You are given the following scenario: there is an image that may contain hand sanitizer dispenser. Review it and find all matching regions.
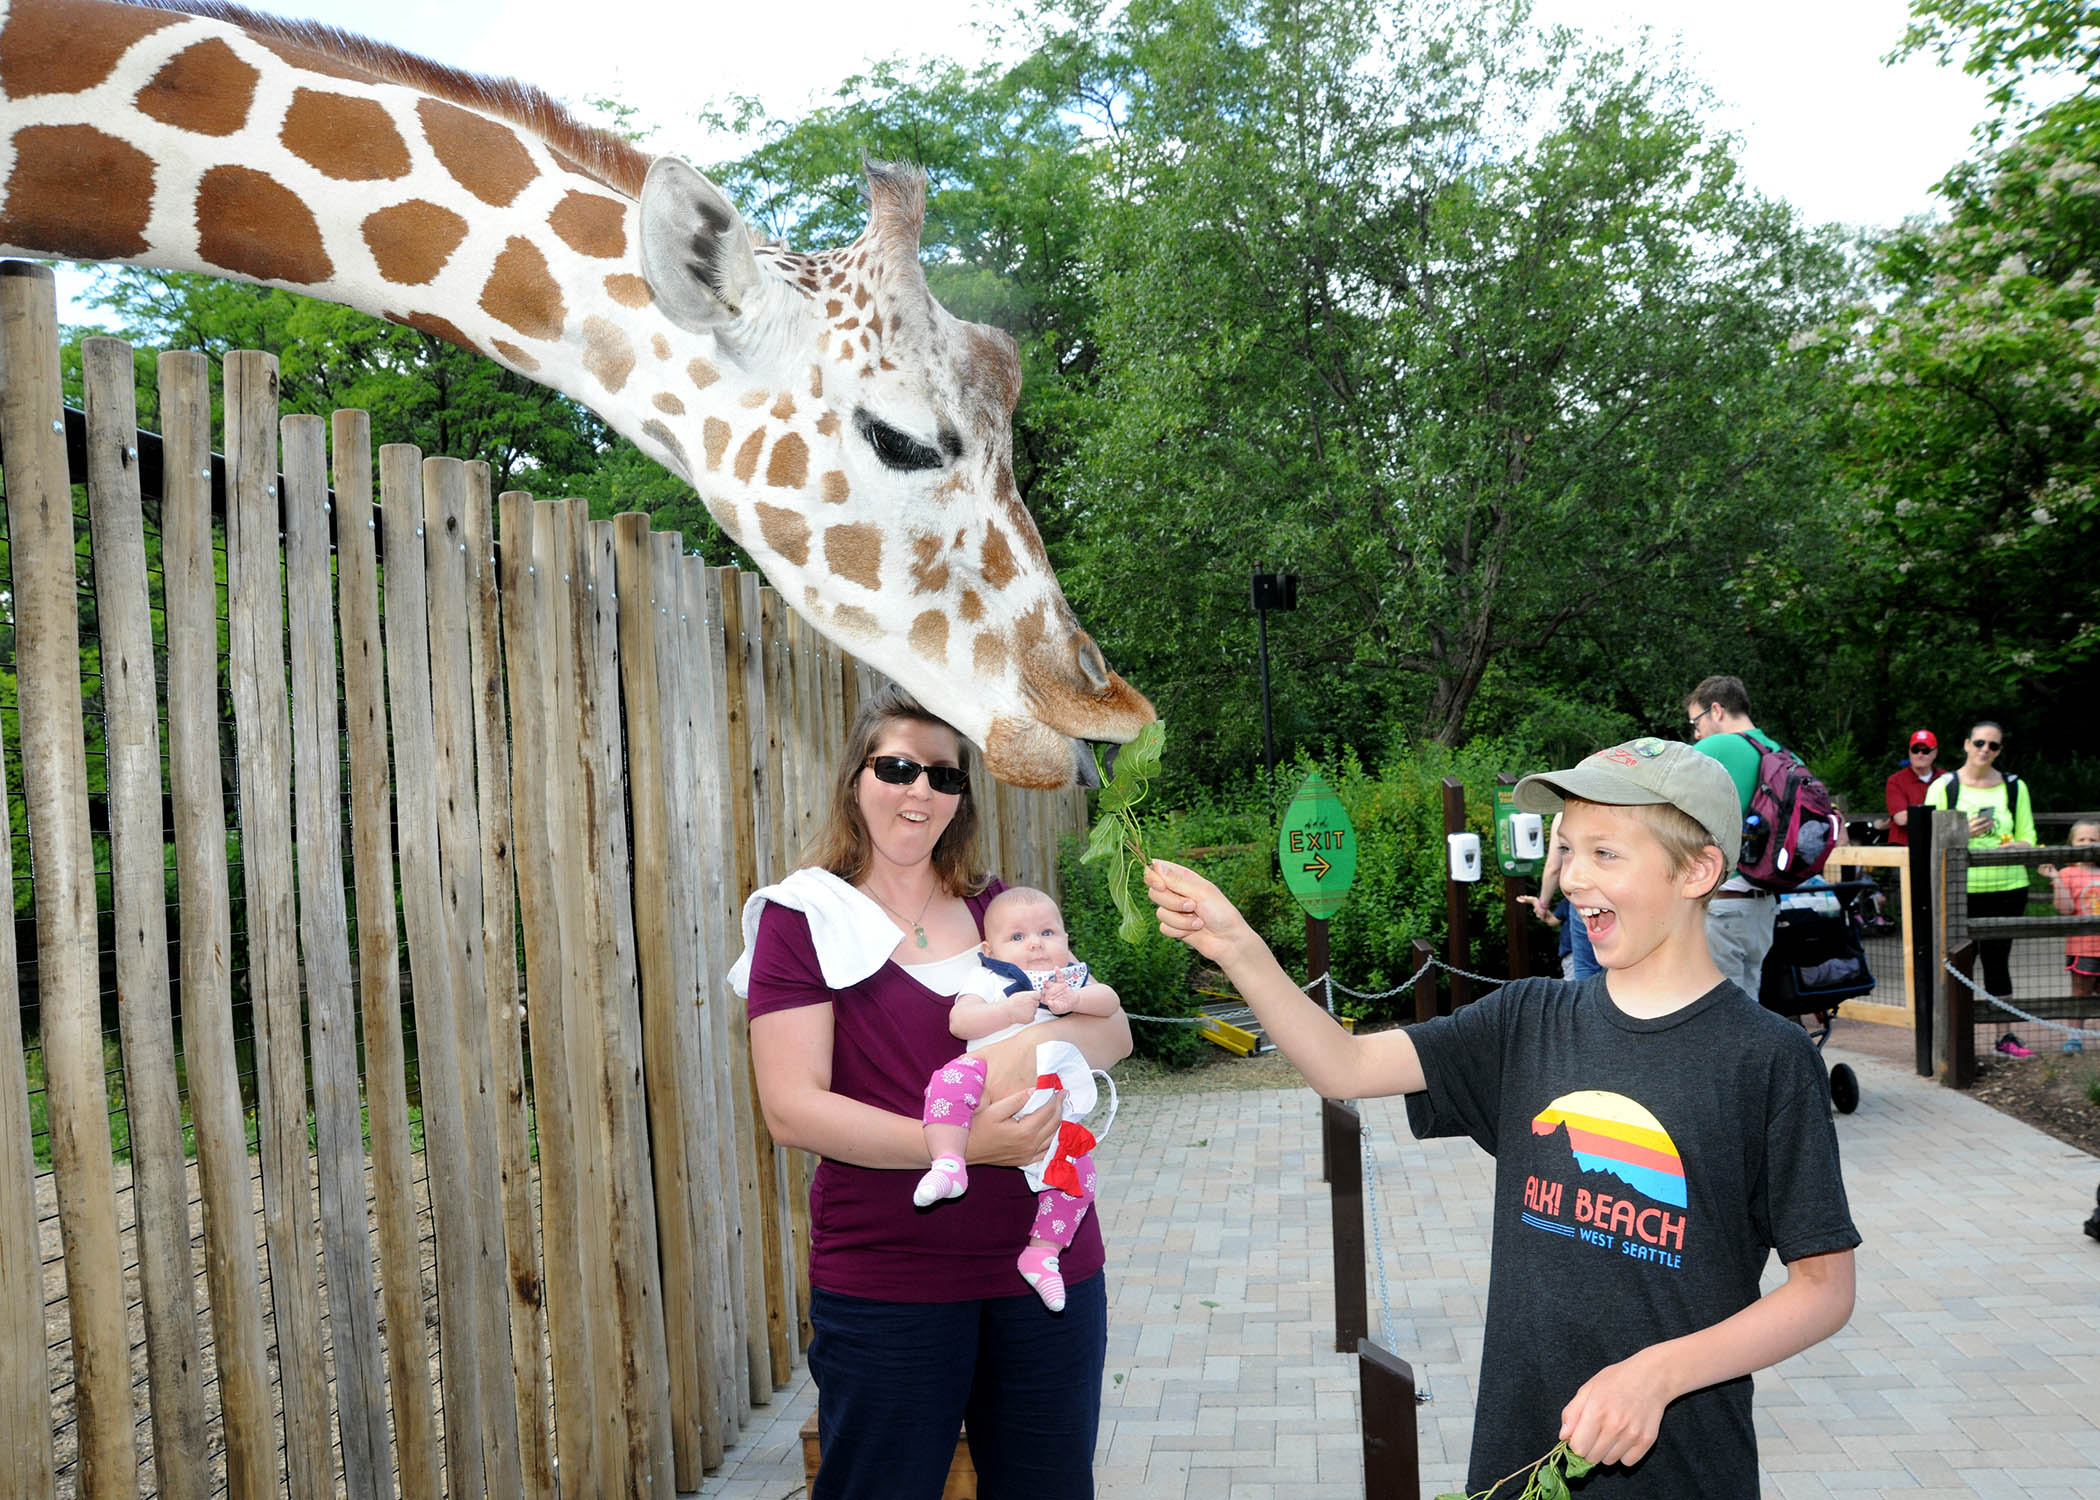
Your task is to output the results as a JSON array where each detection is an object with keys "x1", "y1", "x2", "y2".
[
  {"x1": 1447, "y1": 832, "x2": 1482, "y2": 883},
  {"x1": 1510, "y1": 812, "x2": 1545, "y2": 861}
]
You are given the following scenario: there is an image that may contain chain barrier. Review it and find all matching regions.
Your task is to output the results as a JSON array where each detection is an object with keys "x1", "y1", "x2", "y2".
[
  {"x1": 1130, "y1": 953, "x2": 1512, "y2": 1027},
  {"x1": 1358, "y1": 1119, "x2": 1433, "y2": 1404},
  {"x1": 1941, "y1": 960, "x2": 2099, "y2": 1046}
]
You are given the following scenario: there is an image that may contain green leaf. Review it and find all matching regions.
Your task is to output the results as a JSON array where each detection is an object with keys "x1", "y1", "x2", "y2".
[
  {"x1": 1433, "y1": 1493, "x2": 1470, "y2": 1500},
  {"x1": 1080, "y1": 809, "x2": 1125, "y2": 865},
  {"x1": 1538, "y1": 1461, "x2": 1570, "y2": 1500},
  {"x1": 1562, "y1": 1451, "x2": 1595, "y2": 1479},
  {"x1": 1115, "y1": 720, "x2": 1167, "y2": 784}
]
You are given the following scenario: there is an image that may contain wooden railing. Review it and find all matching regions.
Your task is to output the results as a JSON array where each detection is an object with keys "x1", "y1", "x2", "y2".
[{"x1": 0, "y1": 261, "x2": 1087, "y2": 1500}]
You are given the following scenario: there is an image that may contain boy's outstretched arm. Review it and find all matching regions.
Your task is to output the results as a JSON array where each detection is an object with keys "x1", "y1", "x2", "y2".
[
  {"x1": 1145, "y1": 859, "x2": 1426, "y2": 1100},
  {"x1": 1559, "y1": 1247, "x2": 1856, "y2": 1468}
]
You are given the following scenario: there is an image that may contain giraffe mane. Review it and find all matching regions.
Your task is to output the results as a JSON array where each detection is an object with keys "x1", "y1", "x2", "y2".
[{"x1": 126, "y1": 0, "x2": 653, "y2": 198}]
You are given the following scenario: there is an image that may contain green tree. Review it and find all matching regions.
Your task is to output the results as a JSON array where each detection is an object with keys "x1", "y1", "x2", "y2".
[{"x1": 1048, "y1": 0, "x2": 1851, "y2": 775}]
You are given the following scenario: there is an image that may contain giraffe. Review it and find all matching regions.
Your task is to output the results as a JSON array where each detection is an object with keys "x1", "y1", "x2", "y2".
[{"x1": 0, "y1": 0, "x2": 1153, "y2": 787}]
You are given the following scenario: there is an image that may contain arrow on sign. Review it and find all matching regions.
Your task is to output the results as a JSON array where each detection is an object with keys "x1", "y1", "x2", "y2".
[{"x1": 1303, "y1": 853, "x2": 1332, "y2": 880}]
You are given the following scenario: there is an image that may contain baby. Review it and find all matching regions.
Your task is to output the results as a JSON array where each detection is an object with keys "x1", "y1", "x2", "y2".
[
  {"x1": 914, "y1": 886, "x2": 1121, "y2": 1310},
  {"x1": 2040, "y1": 819, "x2": 2100, "y2": 1006}
]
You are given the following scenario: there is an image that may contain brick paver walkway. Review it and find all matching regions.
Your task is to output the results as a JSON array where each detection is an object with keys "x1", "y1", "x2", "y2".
[{"x1": 694, "y1": 1037, "x2": 2100, "y2": 1498}]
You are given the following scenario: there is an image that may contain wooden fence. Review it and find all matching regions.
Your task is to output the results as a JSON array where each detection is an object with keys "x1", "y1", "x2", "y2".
[{"x1": 0, "y1": 260, "x2": 1088, "y2": 1499}]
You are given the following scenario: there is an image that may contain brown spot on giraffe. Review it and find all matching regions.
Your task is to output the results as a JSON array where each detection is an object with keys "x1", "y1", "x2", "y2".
[
  {"x1": 703, "y1": 417, "x2": 732, "y2": 471},
  {"x1": 909, "y1": 610, "x2": 948, "y2": 665},
  {"x1": 834, "y1": 605, "x2": 880, "y2": 640},
  {"x1": 869, "y1": 311, "x2": 884, "y2": 335},
  {"x1": 653, "y1": 392, "x2": 685, "y2": 416},
  {"x1": 363, "y1": 199, "x2": 468, "y2": 285},
  {"x1": 492, "y1": 339, "x2": 539, "y2": 372},
  {"x1": 0, "y1": 125, "x2": 153, "y2": 260},
  {"x1": 581, "y1": 316, "x2": 634, "y2": 393},
  {"x1": 418, "y1": 96, "x2": 538, "y2": 207},
  {"x1": 808, "y1": 364, "x2": 824, "y2": 398},
  {"x1": 652, "y1": 335, "x2": 671, "y2": 361},
  {"x1": 640, "y1": 419, "x2": 690, "y2": 476},
  {"x1": 973, "y1": 631, "x2": 1010, "y2": 676},
  {"x1": 909, "y1": 535, "x2": 948, "y2": 595},
  {"x1": 389, "y1": 310, "x2": 475, "y2": 351},
  {"x1": 980, "y1": 525, "x2": 1020, "y2": 590},
  {"x1": 766, "y1": 433, "x2": 810, "y2": 489},
  {"x1": 550, "y1": 189, "x2": 627, "y2": 258},
  {"x1": 821, "y1": 470, "x2": 850, "y2": 505},
  {"x1": 816, "y1": 412, "x2": 840, "y2": 438},
  {"x1": 0, "y1": 0, "x2": 180, "y2": 99},
  {"x1": 604, "y1": 273, "x2": 652, "y2": 307},
  {"x1": 689, "y1": 359, "x2": 719, "y2": 391},
  {"x1": 480, "y1": 235, "x2": 565, "y2": 340},
  {"x1": 283, "y1": 89, "x2": 410, "y2": 179},
  {"x1": 824, "y1": 524, "x2": 882, "y2": 591},
  {"x1": 197, "y1": 166, "x2": 333, "y2": 284},
  {"x1": 755, "y1": 503, "x2": 810, "y2": 566},
  {"x1": 959, "y1": 589, "x2": 985, "y2": 624},
  {"x1": 732, "y1": 428, "x2": 765, "y2": 482},
  {"x1": 838, "y1": 316, "x2": 860, "y2": 331},
  {"x1": 826, "y1": 299, "x2": 843, "y2": 318},
  {"x1": 771, "y1": 392, "x2": 797, "y2": 421},
  {"x1": 137, "y1": 39, "x2": 258, "y2": 137},
  {"x1": 739, "y1": 388, "x2": 771, "y2": 408}
]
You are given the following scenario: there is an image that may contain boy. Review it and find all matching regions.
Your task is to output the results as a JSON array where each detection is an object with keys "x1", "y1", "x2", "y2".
[
  {"x1": 914, "y1": 885, "x2": 1121, "y2": 1310},
  {"x1": 1145, "y1": 739, "x2": 1858, "y2": 1496}
]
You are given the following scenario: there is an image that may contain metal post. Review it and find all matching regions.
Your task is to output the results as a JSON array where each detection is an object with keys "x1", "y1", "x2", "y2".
[
  {"x1": 1359, "y1": 1340, "x2": 1422, "y2": 1500},
  {"x1": 1441, "y1": 777, "x2": 1472, "y2": 1009},
  {"x1": 1256, "y1": 600, "x2": 1276, "y2": 800},
  {"x1": 1323, "y1": 1098, "x2": 1367, "y2": 1354},
  {"x1": 1312, "y1": 915, "x2": 1333, "y2": 1182},
  {"x1": 1946, "y1": 940, "x2": 1978, "y2": 1090},
  {"x1": 1498, "y1": 773, "x2": 1529, "y2": 981}
]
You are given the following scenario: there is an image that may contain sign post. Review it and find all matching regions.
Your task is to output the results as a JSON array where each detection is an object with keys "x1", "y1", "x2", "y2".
[
  {"x1": 1494, "y1": 777, "x2": 1544, "y2": 981},
  {"x1": 1279, "y1": 767, "x2": 1359, "y2": 1008}
]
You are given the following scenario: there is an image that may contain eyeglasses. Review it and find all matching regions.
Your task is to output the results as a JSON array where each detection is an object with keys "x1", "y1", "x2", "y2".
[
  {"x1": 865, "y1": 754, "x2": 968, "y2": 795},
  {"x1": 1687, "y1": 705, "x2": 1716, "y2": 731},
  {"x1": 1971, "y1": 738, "x2": 2002, "y2": 751},
  {"x1": 1909, "y1": 744, "x2": 1935, "y2": 754}
]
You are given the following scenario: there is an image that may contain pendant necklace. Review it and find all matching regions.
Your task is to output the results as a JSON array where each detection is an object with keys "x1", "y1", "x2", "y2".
[{"x1": 866, "y1": 883, "x2": 938, "y2": 949}]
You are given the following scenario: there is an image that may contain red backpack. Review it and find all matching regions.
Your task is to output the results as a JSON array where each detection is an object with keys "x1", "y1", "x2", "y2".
[{"x1": 1735, "y1": 734, "x2": 1840, "y2": 891}]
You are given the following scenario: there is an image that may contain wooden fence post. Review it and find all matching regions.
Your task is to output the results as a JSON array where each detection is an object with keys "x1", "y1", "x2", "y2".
[
  {"x1": 1441, "y1": 778, "x2": 1472, "y2": 1009},
  {"x1": 226, "y1": 350, "x2": 333, "y2": 1500},
  {"x1": 1909, "y1": 812, "x2": 1936, "y2": 1078},
  {"x1": 1946, "y1": 941, "x2": 1979, "y2": 1090},
  {"x1": 1412, "y1": 938, "x2": 1439, "y2": 1024},
  {"x1": 84, "y1": 335, "x2": 211, "y2": 1500},
  {"x1": 1931, "y1": 808, "x2": 1971, "y2": 1083},
  {"x1": 1324, "y1": 1099, "x2": 1368, "y2": 1354},
  {"x1": 1359, "y1": 1341, "x2": 1422, "y2": 1500},
  {"x1": 161, "y1": 349, "x2": 277, "y2": 1500},
  {"x1": 0, "y1": 262, "x2": 61, "y2": 1500}
]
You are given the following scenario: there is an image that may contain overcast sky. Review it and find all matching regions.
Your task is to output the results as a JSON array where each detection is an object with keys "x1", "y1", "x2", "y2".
[{"x1": 55, "y1": 0, "x2": 1997, "y2": 318}]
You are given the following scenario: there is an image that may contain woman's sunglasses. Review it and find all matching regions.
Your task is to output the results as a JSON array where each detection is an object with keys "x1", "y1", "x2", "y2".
[
  {"x1": 1971, "y1": 738, "x2": 2002, "y2": 751},
  {"x1": 865, "y1": 754, "x2": 969, "y2": 796}
]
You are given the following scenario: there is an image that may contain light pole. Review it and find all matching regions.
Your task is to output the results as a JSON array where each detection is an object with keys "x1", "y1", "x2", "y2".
[{"x1": 1250, "y1": 562, "x2": 1298, "y2": 804}]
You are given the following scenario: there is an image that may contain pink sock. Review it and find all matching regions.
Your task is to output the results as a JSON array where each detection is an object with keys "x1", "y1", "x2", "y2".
[
  {"x1": 1017, "y1": 1244, "x2": 1065, "y2": 1312},
  {"x1": 913, "y1": 1155, "x2": 967, "y2": 1208}
]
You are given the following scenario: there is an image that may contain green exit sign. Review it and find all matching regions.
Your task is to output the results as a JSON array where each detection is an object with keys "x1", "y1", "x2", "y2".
[{"x1": 1277, "y1": 768, "x2": 1357, "y2": 920}]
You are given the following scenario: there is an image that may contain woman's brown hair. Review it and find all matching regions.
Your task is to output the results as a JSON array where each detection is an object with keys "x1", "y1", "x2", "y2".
[{"x1": 799, "y1": 683, "x2": 989, "y2": 896}]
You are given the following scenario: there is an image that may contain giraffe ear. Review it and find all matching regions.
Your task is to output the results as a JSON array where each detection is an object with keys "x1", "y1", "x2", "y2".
[{"x1": 638, "y1": 156, "x2": 763, "y2": 333}]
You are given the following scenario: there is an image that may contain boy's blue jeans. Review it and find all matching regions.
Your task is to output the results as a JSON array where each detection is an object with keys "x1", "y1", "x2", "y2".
[{"x1": 807, "y1": 1274, "x2": 1108, "y2": 1499}]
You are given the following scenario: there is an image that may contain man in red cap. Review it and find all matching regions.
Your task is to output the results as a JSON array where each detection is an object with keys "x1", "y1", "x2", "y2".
[{"x1": 1884, "y1": 730, "x2": 1939, "y2": 846}]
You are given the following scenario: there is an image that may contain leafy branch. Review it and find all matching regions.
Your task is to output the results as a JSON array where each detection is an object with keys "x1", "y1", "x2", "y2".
[
  {"x1": 1080, "y1": 720, "x2": 1167, "y2": 945},
  {"x1": 1436, "y1": 1440, "x2": 1595, "y2": 1500}
]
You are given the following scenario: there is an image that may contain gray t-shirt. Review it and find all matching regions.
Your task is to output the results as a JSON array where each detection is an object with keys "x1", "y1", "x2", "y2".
[{"x1": 1405, "y1": 975, "x2": 1859, "y2": 1497}]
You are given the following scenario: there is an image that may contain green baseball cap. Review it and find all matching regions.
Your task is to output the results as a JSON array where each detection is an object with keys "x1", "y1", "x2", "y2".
[{"x1": 1513, "y1": 737, "x2": 1741, "y2": 867}]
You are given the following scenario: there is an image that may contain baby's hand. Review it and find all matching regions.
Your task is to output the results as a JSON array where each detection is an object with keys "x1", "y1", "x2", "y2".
[
  {"x1": 1007, "y1": 992, "x2": 1042, "y2": 1026},
  {"x1": 1039, "y1": 973, "x2": 1074, "y2": 1013}
]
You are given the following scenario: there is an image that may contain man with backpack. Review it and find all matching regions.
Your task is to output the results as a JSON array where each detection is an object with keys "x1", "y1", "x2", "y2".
[{"x1": 1684, "y1": 675, "x2": 1841, "y2": 999}]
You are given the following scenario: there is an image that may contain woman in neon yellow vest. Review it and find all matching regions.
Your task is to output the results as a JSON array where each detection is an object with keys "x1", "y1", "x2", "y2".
[{"x1": 1925, "y1": 721, "x2": 2039, "y2": 1057}]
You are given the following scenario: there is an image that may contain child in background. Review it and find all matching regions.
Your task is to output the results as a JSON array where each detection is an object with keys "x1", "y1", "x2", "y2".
[
  {"x1": 2039, "y1": 819, "x2": 2100, "y2": 1010},
  {"x1": 1146, "y1": 739, "x2": 1858, "y2": 1496},
  {"x1": 914, "y1": 886, "x2": 1121, "y2": 1310}
]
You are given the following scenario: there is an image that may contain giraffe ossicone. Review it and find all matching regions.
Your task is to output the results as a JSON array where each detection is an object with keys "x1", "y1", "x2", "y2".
[{"x1": 0, "y1": 0, "x2": 1153, "y2": 788}]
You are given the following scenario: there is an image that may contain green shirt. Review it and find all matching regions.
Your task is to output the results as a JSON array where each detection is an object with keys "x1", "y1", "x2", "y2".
[
  {"x1": 1694, "y1": 730, "x2": 1778, "y2": 887},
  {"x1": 1924, "y1": 773, "x2": 2036, "y2": 894}
]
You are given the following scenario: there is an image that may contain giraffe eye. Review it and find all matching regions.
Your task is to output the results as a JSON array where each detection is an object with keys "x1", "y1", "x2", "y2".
[{"x1": 855, "y1": 409, "x2": 945, "y2": 472}]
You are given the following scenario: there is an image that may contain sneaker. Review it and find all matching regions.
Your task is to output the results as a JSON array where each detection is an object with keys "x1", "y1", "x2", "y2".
[{"x1": 1995, "y1": 1035, "x2": 2036, "y2": 1059}]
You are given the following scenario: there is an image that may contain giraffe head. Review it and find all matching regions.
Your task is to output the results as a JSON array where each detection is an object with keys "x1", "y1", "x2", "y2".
[{"x1": 635, "y1": 158, "x2": 1151, "y2": 788}]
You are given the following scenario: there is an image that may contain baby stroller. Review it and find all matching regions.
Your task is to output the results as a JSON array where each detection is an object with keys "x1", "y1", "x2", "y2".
[{"x1": 1757, "y1": 878, "x2": 1879, "y2": 1115}]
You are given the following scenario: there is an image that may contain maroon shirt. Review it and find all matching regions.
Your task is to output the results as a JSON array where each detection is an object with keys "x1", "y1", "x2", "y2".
[
  {"x1": 1884, "y1": 764, "x2": 1935, "y2": 846},
  {"x1": 744, "y1": 881, "x2": 1106, "y2": 1301}
]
